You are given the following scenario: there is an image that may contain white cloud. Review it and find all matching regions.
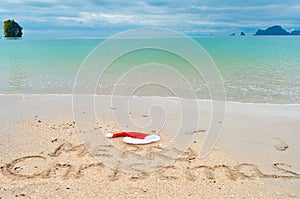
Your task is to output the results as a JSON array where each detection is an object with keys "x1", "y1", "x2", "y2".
[
  {"x1": 79, "y1": 12, "x2": 135, "y2": 24},
  {"x1": 0, "y1": 0, "x2": 299, "y2": 37},
  {"x1": 4, "y1": 0, "x2": 60, "y2": 3},
  {"x1": 57, "y1": 11, "x2": 173, "y2": 27},
  {"x1": 187, "y1": 20, "x2": 267, "y2": 28},
  {"x1": 0, "y1": 8, "x2": 8, "y2": 13}
]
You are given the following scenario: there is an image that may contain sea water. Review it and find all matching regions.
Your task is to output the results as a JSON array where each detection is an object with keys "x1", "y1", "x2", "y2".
[{"x1": 0, "y1": 37, "x2": 299, "y2": 104}]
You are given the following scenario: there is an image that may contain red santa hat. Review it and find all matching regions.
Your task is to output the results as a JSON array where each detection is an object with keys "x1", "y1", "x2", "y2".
[{"x1": 106, "y1": 132, "x2": 160, "y2": 144}]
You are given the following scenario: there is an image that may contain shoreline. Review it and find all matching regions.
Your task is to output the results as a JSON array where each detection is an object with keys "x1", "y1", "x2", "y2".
[
  {"x1": 0, "y1": 93, "x2": 299, "y2": 106},
  {"x1": 0, "y1": 94, "x2": 299, "y2": 197}
]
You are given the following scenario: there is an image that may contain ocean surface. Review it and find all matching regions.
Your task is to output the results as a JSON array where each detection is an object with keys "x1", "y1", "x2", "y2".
[{"x1": 0, "y1": 37, "x2": 299, "y2": 104}]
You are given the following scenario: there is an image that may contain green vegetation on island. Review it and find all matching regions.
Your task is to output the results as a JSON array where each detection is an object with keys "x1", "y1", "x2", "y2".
[{"x1": 3, "y1": 19, "x2": 23, "y2": 38}]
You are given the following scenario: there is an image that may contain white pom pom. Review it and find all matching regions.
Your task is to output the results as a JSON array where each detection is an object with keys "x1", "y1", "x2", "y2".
[{"x1": 106, "y1": 133, "x2": 113, "y2": 138}]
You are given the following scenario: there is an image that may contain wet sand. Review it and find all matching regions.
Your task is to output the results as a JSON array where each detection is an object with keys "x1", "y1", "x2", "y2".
[{"x1": 0, "y1": 95, "x2": 299, "y2": 198}]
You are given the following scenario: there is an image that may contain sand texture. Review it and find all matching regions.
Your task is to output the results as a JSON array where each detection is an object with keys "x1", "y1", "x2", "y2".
[{"x1": 0, "y1": 95, "x2": 299, "y2": 198}]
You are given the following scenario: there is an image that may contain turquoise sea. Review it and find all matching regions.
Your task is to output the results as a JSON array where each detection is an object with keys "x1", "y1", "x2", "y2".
[{"x1": 0, "y1": 37, "x2": 299, "y2": 104}]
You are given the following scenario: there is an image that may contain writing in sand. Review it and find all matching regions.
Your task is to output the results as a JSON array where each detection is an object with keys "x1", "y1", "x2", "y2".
[{"x1": 1, "y1": 142, "x2": 299, "y2": 181}]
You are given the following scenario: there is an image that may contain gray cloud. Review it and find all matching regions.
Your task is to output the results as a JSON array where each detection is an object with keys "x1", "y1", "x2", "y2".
[{"x1": 0, "y1": 0, "x2": 299, "y2": 38}]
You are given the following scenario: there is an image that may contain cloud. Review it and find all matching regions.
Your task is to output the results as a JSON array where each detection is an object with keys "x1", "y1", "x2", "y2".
[
  {"x1": 0, "y1": 0, "x2": 299, "y2": 38},
  {"x1": 78, "y1": 12, "x2": 135, "y2": 24}
]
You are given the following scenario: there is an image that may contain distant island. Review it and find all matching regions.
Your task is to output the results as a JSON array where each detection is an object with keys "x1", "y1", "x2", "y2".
[
  {"x1": 291, "y1": 30, "x2": 300, "y2": 35},
  {"x1": 254, "y1": 25, "x2": 299, "y2": 36},
  {"x1": 229, "y1": 32, "x2": 246, "y2": 36},
  {"x1": 3, "y1": 19, "x2": 23, "y2": 38}
]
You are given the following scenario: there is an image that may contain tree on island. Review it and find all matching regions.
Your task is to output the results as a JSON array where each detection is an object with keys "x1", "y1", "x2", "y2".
[{"x1": 3, "y1": 19, "x2": 23, "y2": 38}]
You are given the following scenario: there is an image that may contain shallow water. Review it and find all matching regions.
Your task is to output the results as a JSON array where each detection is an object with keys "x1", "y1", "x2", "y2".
[{"x1": 0, "y1": 37, "x2": 299, "y2": 104}]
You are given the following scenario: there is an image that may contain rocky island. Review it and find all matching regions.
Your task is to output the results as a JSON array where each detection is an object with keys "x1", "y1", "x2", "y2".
[
  {"x1": 3, "y1": 19, "x2": 23, "y2": 38},
  {"x1": 291, "y1": 30, "x2": 300, "y2": 35},
  {"x1": 254, "y1": 25, "x2": 300, "y2": 36},
  {"x1": 254, "y1": 25, "x2": 290, "y2": 35}
]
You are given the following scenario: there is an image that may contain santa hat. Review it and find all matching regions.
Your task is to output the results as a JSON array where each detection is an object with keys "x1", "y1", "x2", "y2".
[{"x1": 106, "y1": 132, "x2": 160, "y2": 145}]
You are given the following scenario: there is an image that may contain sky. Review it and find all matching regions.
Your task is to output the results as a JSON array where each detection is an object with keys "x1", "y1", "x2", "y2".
[{"x1": 0, "y1": 0, "x2": 299, "y2": 38}]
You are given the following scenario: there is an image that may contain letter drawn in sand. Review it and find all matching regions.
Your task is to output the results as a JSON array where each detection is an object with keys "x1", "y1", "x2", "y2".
[
  {"x1": 234, "y1": 163, "x2": 264, "y2": 179},
  {"x1": 194, "y1": 164, "x2": 238, "y2": 180},
  {"x1": 4, "y1": 156, "x2": 46, "y2": 178},
  {"x1": 75, "y1": 163, "x2": 104, "y2": 178},
  {"x1": 49, "y1": 142, "x2": 90, "y2": 158},
  {"x1": 272, "y1": 163, "x2": 300, "y2": 179},
  {"x1": 42, "y1": 163, "x2": 74, "y2": 179}
]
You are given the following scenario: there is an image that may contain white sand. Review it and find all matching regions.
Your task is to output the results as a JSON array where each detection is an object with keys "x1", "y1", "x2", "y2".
[{"x1": 0, "y1": 95, "x2": 299, "y2": 198}]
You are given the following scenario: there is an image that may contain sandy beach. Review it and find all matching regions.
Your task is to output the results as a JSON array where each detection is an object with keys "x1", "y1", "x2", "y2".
[
  {"x1": 0, "y1": 95, "x2": 299, "y2": 198},
  {"x1": 1, "y1": 0, "x2": 300, "y2": 198}
]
